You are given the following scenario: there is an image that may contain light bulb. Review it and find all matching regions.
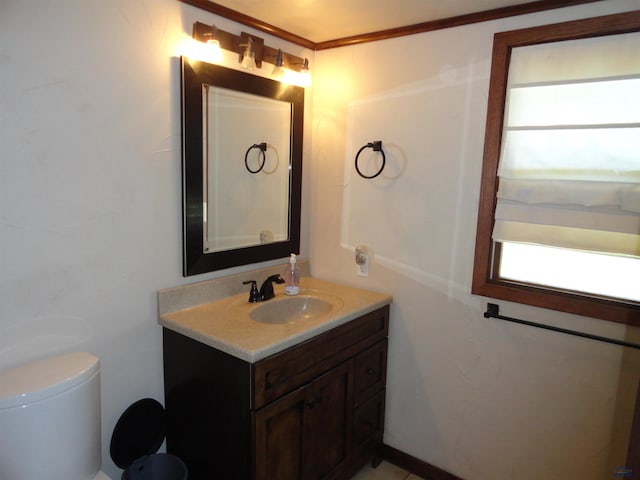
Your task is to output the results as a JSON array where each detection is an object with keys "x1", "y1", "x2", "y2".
[
  {"x1": 241, "y1": 46, "x2": 256, "y2": 70},
  {"x1": 298, "y1": 59, "x2": 311, "y2": 87},
  {"x1": 206, "y1": 38, "x2": 223, "y2": 63},
  {"x1": 271, "y1": 49, "x2": 285, "y2": 80},
  {"x1": 272, "y1": 64, "x2": 286, "y2": 79}
]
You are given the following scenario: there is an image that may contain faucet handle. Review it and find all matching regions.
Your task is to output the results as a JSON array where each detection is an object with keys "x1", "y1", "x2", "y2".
[{"x1": 242, "y1": 280, "x2": 261, "y2": 303}]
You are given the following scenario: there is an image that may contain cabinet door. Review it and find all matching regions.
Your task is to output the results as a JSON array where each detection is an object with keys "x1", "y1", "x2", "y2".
[
  {"x1": 254, "y1": 361, "x2": 353, "y2": 480},
  {"x1": 254, "y1": 385, "x2": 309, "y2": 480},
  {"x1": 306, "y1": 361, "x2": 353, "y2": 480}
]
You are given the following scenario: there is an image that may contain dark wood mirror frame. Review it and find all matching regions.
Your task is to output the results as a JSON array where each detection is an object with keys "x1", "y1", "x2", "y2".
[{"x1": 181, "y1": 57, "x2": 304, "y2": 276}]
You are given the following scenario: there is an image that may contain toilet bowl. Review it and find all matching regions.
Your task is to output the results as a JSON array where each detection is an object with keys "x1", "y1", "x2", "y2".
[{"x1": 0, "y1": 352, "x2": 112, "y2": 480}]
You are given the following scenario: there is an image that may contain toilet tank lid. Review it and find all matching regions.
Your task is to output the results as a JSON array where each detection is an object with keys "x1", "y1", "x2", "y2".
[{"x1": 0, "y1": 352, "x2": 99, "y2": 409}]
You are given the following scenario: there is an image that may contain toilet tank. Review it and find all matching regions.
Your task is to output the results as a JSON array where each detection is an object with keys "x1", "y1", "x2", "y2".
[{"x1": 0, "y1": 352, "x2": 102, "y2": 480}]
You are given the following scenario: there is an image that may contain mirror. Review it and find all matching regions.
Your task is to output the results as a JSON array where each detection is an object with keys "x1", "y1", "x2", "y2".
[
  {"x1": 181, "y1": 57, "x2": 304, "y2": 276},
  {"x1": 204, "y1": 86, "x2": 291, "y2": 253}
]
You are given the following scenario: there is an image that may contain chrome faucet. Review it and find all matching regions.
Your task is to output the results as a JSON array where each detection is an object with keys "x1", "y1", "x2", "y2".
[{"x1": 242, "y1": 274, "x2": 285, "y2": 303}]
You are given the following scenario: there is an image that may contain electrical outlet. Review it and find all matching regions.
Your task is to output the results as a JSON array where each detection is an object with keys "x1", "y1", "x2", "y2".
[
  {"x1": 355, "y1": 245, "x2": 371, "y2": 277},
  {"x1": 356, "y1": 254, "x2": 369, "y2": 277},
  {"x1": 355, "y1": 245, "x2": 370, "y2": 277}
]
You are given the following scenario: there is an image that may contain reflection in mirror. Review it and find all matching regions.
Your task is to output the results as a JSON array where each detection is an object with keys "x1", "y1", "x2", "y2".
[
  {"x1": 204, "y1": 86, "x2": 290, "y2": 253},
  {"x1": 182, "y1": 57, "x2": 304, "y2": 276}
]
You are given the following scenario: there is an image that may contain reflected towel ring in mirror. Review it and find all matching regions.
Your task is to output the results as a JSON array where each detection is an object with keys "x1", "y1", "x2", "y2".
[
  {"x1": 355, "y1": 141, "x2": 386, "y2": 179},
  {"x1": 245, "y1": 142, "x2": 268, "y2": 173}
]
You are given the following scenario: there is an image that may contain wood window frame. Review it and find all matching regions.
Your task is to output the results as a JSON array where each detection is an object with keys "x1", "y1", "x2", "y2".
[{"x1": 471, "y1": 10, "x2": 640, "y2": 327}]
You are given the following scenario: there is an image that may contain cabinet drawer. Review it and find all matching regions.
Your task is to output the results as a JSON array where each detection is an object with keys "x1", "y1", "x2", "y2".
[
  {"x1": 253, "y1": 305, "x2": 389, "y2": 409},
  {"x1": 354, "y1": 339, "x2": 387, "y2": 407},
  {"x1": 352, "y1": 389, "x2": 385, "y2": 460}
]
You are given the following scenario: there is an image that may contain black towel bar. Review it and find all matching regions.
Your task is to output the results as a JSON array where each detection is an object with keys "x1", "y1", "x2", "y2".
[{"x1": 484, "y1": 303, "x2": 640, "y2": 350}]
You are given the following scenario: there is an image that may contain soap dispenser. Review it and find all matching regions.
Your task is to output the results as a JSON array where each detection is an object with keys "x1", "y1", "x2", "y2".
[{"x1": 285, "y1": 254, "x2": 300, "y2": 295}]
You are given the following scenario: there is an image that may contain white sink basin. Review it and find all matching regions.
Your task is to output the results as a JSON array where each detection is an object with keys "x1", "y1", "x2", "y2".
[{"x1": 249, "y1": 294, "x2": 342, "y2": 325}]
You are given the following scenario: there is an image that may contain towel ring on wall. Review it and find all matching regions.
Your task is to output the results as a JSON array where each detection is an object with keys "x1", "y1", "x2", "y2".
[
  {"x1": 354, "y1": 141, "x2": 386, "y2": 179},
  {"x1": 244, "y1": 142, "x2": 267, "y2": 173}
]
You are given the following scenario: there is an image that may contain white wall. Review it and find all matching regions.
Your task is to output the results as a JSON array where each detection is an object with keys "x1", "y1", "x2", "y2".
[
  {"x1": 309, "y1": 1, "x2": 640, "y2": 479},
  {"x1": 2, "y1": 1, "x2": 639, "y2": 479},
  {"x1": 0, "y1": 1, "x2": 311, "y2": 478}
]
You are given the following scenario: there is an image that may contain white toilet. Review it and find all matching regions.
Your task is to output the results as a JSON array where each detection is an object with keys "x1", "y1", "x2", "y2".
[{"x1": 0, "y1": 351, "x2": 112, "y2": 480}]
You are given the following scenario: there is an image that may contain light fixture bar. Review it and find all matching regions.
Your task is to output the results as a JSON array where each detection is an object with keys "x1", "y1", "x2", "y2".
[{"x1": 192, "y1": 22, "x2": 309, "y2": 72}]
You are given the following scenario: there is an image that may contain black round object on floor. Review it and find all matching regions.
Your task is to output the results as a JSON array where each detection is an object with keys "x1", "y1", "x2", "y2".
[
  {"x1": 122, "y1": 454, "x2": 187, "y2": 480},
  {"x1": 110, "y1": 398, "x2": 188, "y2": 479},
  {"x1": 110, "y1": 398, "x2": 166, "y2": 468}
]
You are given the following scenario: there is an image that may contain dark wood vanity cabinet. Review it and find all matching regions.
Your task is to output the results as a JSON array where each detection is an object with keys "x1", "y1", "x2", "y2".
[
  {"x1": 163, "y1": 305, "x2": 389, "y2": 480},
  {"x1": 254, "y1": 361, "x2": 352, "y2": 480}
]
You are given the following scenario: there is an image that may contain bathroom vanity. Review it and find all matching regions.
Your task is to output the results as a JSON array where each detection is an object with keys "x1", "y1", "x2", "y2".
[{"x1": 159, "y1": 275, "x2": 391, "y2": 480}]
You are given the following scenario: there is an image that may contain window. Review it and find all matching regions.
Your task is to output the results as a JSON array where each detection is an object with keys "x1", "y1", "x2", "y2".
[{"x1": 472, "y1": 11, "x2": 640, "y2": 325}]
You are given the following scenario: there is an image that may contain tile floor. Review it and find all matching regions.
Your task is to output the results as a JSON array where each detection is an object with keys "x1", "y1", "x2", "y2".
[{"x1": 350, "y1": 461, "x2": 422, "y2": 480}]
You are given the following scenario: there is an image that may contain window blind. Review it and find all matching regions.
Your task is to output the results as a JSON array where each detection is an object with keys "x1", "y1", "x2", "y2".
[{"x1": 492, "y1": 32, "x2": 640, "y2": 257}]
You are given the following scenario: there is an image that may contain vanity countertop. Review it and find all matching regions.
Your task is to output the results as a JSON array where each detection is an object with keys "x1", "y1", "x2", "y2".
[{"x1": 159, "y1": 277, "x2": 392, "y2": 363}]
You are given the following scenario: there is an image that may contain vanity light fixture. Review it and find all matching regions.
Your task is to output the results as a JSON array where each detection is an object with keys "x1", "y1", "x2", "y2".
[{"x1": 191, "y1": 22, "x2": 311, "y2": 85}]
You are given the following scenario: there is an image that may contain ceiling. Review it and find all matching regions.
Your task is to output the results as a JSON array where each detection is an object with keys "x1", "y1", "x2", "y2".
[{"x1": 204, "y1": 0, "x2": 544, "y2": 44}]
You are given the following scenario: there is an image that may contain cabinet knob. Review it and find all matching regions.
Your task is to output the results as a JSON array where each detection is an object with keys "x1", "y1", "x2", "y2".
[
  {"x1": 306, "y1": 393, "x2": 322, "y2": 409},
  {"x1": 361, "y1": 421, "x2": 375, "y2": 435},
  {"x1": 367, "y1": 368, "x2": 377, "y2": 376}
]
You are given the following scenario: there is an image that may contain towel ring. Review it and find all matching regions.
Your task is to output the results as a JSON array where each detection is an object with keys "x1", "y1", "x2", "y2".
[
  {"x1": 245, "y1": 142, "x2": 267, "y2": 174},
  {"x1": 354, "y1": 141, "x2": 385, "y2": 179}
]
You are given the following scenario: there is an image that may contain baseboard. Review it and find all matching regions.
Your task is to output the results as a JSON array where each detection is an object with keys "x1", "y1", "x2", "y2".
[{"x1": 381, "y1": 444, "x2": 464, "y2": 480}]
